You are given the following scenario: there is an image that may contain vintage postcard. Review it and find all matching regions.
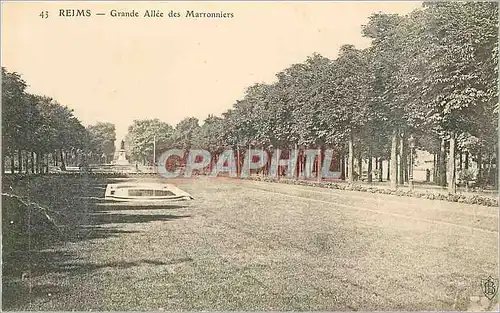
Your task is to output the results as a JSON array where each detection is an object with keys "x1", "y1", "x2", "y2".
[{"x1": 1, "y1": 1, "x2": 499, "y2": 311}]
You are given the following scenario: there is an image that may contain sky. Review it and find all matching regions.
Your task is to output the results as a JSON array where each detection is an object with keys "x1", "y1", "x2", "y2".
[{"x1": 2, "y1": 1, "x2": 421, "y2": 147}]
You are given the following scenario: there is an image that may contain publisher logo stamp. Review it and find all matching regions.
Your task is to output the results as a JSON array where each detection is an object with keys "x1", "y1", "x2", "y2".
[{"x1": 481, "y1": 276, "x2": 498, "y2": 300}]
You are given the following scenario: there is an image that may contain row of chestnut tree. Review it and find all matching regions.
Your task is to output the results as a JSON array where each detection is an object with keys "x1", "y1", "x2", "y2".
[
  {"x1": 2, "y1": 67, "x2": 117, "y2": 173},
  {"x1": 3, "y1": 3, "x2": 498, "y2": 193},
  {"x1": 126, "y1": 2, "x2": 498, "y2": 192}
]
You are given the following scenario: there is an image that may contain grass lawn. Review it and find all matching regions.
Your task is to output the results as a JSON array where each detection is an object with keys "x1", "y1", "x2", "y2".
[{"x1": 2, "y1": 174, "x2": 499, "y2": 311}]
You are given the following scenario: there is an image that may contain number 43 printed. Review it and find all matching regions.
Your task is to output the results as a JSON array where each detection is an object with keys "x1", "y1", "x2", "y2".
[{"x1": 39, "y1": 11, "x2": 49, "y2": 18}]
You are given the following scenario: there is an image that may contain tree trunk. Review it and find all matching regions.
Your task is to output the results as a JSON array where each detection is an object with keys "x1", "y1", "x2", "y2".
[
  {"x1": 302, "y1": 151, "x2": 306, "y2": 178},
  {"x1": 31, "y1": 152, "x2": 35, "y2": 173},
  {"x1": 390, "y1": 129, "x2": 398, "y2": 189},
  {"x1": 344, "y1": 155, "x2": 348, "y2": 180},
  {"x1": 348, "y1": 133, "x2": 354, "y2": 183},
  {"x1": 433, "y1": 153, "x2": 438, "y2": 183},
  {"x1": 378, "y1": 158, "x2": 383, "y2": 182},
  {"x1": 495, "y1": 147, "x2": 499, "y2": 189},
  {"x1": 404, "y1": 148, "x2": 409, "y2": 183},
  {"x1": 439, "y1": 138, "x2": 447, "y2": 187},
  {"x1": 236, "y1": 147, "x2": 240, "y2": 177},
  {"x1": 293, "y1": 144, "x2": 298, "y2": 180},
  {"x1": 40, "y1": 152, "x2": 44, "y2": 174},
  {"x1": 295, "y1": 149, "x2": 299, "y2": 178},
  {"x1": 2, "y1": 153, "x2": 5, "y2": 175},
  {"x1": 39, "y1": 152, "x2": 43, "y2": 174},
  {"x1": 35, "y1": 152, "x2": 39, "y2": 174},
  {"x1": 488, "y1": 154, "x2": 494, "y2": 186},
  {"x1": 25, "y1": 154, "x2": 29, "y2": 174},
  {"x1": 59, "y1": 149, "x2": 66, "y2": 171},
  {"x1": 18, "y1": 149, "x2": 22, "y2": 173},
  {"x1": 317, "y1": 147, "x2": 322, "y2": 182},
  {"x1": 45, "y1": 154, "x2": 49, "y2": 174},
  {"x1": 465, "y1": 152, "x2": 469, "y2": 170},
  {"x1": 367, "y1": 154, "x2": 373, "y2": 183},
  {"x1": 459, "y1": 152, "x2": 463, "y2": 170},
  {"x1": 340, "y1": 153, "x2": 345, "y2": 180},
  {"x1": 302, "y1": 150, "x2": 306, "y2": 178},
  {"x1": 399, "y1": 133, "x2": 405, "y2": 185},
  {"x1": 438, "y1": 152, "x2": 442, "y2": 184},
  {"x1": 357, "y1": 152, "x2": 362, "y2": 181},
  {"x1": 43, "y1": 153, "x2": 47, "y2": 174},
  {"x1": 447, "y1": 132, "x2": 456, "y2": 194},
  {"x1": 387, "y1": 158, "x2": 390, "y2": 181},
  {"x1": 477, "y1": 150, "x2": 482, "y2": 183},
  {"x1": 267, "y1": 149, "x2": 272, "y2": 176},
  {"x1": 10, "y1": 153, "x2": 15, "y2": 174}
]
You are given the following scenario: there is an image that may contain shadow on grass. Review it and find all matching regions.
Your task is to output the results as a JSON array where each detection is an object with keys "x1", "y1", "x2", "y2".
[
  {"x1": 91, "y1": 203, "x2": 190, "y2": 211},
  {"x1": 57, "y1": 257, "x2": 194, "y2": 273},
  {"x1": 4, "y1": 248, "x2": 193, "y2": 279},
  {"x1": 66, "y1": 212, "x2": 191, "y2": 242},
  {"x1": 2, "y1": 249, "x2": 74, "y2": 310},
  {"x1": 2, "y1": 174, "x2": 192, "y2": 310},
  {"x1": 3, "y1": 250, "x2": 75, "y2": 279},
  {"x1": 87, "y1": 212, "x2": 191, "y2": 225},
  {"x1": 68, "y1": 228, "x2": 141, "y2": 242},
  {"x1": 2, "y1": 280, "x2": 63, "y2": 311},
  {"x1": 2, "y1": 255, "x2": 193, "y2": 310}
]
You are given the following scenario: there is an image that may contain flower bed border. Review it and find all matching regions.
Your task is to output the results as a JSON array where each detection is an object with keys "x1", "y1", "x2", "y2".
[{"x1": 242, "y1": 176, "x2": 499, "y2": 208}]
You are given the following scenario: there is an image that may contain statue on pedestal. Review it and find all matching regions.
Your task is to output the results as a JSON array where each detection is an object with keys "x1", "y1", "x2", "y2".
[{"x1": 115, "y1": 139, "x2": 130, "y2": 165}]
